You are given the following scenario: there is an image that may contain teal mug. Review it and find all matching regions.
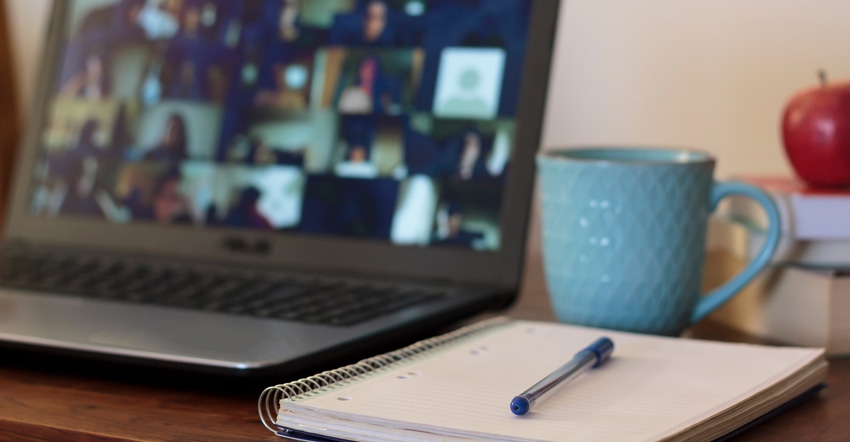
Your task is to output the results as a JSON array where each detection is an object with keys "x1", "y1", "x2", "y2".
[{"x1": 536, "y1": 147, "x2": 781, "y2": 336}]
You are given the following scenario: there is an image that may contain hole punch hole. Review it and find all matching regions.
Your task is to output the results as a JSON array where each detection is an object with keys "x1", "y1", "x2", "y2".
[
  {"x1": 470, "y1": 350, "x2": 481, "y2": 355},
  {"x1": 397, "y1": 375, "x2": 409, "y2": 379},
  {"x1": 408, "y1": 372, "x2": 421, "y2": 376},
  {"x1": 337, "y1": 397, "x2": 352, "y2": 402}
]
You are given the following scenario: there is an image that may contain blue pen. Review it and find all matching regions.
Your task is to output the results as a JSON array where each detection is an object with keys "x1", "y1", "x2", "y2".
[{"x1": 510, "y1": 337, "x2": 614, "y2": 416}]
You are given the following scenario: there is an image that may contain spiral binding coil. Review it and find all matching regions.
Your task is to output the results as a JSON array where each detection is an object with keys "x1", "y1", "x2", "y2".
[{"x1": 258, "y1": 316, "x2": 511, "y2": 433}]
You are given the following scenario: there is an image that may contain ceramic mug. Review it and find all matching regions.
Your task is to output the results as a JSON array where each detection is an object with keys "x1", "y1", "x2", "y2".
[{"x1": 536, "y1": 147, "x2": 781, "y2": 336}]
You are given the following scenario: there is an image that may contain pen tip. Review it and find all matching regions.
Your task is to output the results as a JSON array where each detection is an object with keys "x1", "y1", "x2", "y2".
[{"x1": 510, "y1": 396, "x2": 530, "y2": 416}]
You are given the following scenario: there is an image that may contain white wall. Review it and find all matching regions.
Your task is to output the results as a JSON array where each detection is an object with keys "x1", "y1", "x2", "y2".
[
  {"x1": 7, "y1": 0, "x2": 50, "y2": 114},
  {"x1": 543, "y1": 0, "x2": 850, "y2": 179}
]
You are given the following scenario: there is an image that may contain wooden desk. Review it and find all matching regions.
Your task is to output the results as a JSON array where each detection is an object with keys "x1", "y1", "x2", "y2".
[{"x1": 1, "y1": 255, "x2": 848, "y2": 441}]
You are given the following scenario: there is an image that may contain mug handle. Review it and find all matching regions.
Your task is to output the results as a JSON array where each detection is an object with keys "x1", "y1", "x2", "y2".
[{"x1": 690, "y1": 181, "x2": 782, "y2": 323}]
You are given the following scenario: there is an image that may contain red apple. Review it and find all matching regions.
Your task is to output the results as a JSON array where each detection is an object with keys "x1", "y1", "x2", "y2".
[{"x1": 781, "y1": 71, "x2": 850, "y2": 187}]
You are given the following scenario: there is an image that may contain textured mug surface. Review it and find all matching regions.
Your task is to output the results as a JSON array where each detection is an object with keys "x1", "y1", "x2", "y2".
[{"x1": 537, "y1": 148, "x2": 780, "y2": 336}]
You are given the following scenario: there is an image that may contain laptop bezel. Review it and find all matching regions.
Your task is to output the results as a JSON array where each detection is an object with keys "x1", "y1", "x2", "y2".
[{"x1": 4, "y1": 0, "x2": 560, "y2": 287}]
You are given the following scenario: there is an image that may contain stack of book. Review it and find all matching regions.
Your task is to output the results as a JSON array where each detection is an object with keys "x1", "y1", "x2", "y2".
[{"x1": 706, "y1": 175, "x2": 850, "y2": 355}]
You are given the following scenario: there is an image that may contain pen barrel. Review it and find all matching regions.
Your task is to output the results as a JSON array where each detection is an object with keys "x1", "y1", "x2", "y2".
[
  {"x1": 521, "y1": 349, "x2": 597, "y2": 407},
  {"x1": 511, "y1": 337, "x2": 614, "y2": 416}
]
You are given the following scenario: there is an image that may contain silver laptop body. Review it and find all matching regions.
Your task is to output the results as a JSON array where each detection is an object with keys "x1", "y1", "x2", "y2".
[{"x1": 0, "y1": 0, "x2": 559, "y2": 376}]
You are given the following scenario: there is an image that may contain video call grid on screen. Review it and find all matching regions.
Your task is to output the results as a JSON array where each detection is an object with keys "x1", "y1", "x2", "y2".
[{"x1": 30, "y1": 0, "x2": 532, "y2": 252}]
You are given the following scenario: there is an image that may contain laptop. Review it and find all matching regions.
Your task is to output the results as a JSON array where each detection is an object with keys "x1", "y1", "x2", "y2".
[{"x1": 0, "y1": 0, "x2": 559, "y2": 376}]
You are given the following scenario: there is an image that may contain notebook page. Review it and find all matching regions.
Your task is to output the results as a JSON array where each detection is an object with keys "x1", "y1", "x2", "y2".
[{"x1": 280, "y1": 321, "x2": 823, "y2": 442}]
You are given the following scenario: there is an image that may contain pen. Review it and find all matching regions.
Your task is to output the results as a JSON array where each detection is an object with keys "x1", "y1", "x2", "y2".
[{"x1": 510, "y1": 337, "x2": 614, "y2": 416}]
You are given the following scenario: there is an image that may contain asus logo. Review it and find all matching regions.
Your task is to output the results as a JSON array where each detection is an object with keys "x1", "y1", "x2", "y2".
[{"x1": 221, "y1": 237, "x2": 272, "y2": 256}]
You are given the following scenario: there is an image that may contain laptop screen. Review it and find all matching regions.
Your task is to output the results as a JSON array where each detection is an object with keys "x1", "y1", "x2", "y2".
[{"x1": 29, "y1": 0, "x2": 532, "y2": 253}]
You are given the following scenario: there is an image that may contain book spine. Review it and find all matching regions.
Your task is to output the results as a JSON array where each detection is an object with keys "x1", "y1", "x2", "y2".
[
  {"x1": 728, "y1": 176, "x2": 850, "y2": 240},
  {"x1": 709, "y1": 216, "x2": 850, "y2": 267},
  {"x1": 707, "y1": 253, "x2": 850, "y2": 355},
  {"x1": 259, "y1": 316, "x2": 512, "y2": 433}
]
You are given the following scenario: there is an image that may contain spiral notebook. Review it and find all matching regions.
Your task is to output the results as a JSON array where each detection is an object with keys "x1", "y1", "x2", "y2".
[{"x1": 259, "y1": 318, "x2": 828, "y2": 442}]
